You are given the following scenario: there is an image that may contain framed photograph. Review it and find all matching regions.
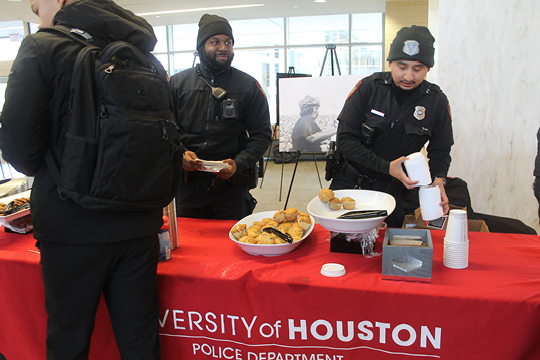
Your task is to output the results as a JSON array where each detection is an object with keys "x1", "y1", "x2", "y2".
[{"x1": 278, "y1": 75, "x2": 360, "y2": 153}]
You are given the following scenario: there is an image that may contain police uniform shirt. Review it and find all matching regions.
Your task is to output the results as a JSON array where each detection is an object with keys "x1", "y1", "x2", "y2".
[{"x1": 337, "y1": 71, "x2": 454, "y2": 181}]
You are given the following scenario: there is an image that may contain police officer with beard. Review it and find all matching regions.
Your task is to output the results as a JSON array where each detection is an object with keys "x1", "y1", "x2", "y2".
[
  {"x1": 169, "y1": 14, "x2": 272, "y2": 220},
  {"x1": 330, "y1": 25, "x2": 454, "y2": 227}
]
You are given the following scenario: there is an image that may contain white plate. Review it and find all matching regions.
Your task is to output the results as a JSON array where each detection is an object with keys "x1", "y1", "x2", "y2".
[
  {"x1": 307, "y1": 189, "x2": 396, "y2": 233},
  {"x1": 229, "y1": 211, "x2": 315, "y2": 257}
]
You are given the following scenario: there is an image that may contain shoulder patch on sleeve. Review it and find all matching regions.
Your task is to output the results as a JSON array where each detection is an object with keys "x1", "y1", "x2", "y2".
[
  {"x1": 447, "y1": 101, "x2": 452, "y2": 121},
  {"x1": 256, "y1": 81, "x2": 267, "y2": 101},
  {"x1": 346, "y1": 80, "x2": 362, "y2": 100}
]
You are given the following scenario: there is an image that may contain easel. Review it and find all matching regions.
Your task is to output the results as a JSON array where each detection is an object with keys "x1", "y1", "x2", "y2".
[
  {"x1": 319, "y1": 44, "x2": 341, "y2": 76},
  {"x1": 282, "y1": 48, "x2": 341, "y2": 208},
  {"x1": 259, "y1": 67, "x2": 311, "y2": 201}
]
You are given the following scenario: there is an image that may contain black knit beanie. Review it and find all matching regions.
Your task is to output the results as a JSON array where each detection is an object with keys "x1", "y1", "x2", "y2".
[
  {"x1": 196, "y1": 14, "x2": 234, "y2": 53},
  {"x1": 386, "y1": 25, "x2": 435, "y2": 67}
]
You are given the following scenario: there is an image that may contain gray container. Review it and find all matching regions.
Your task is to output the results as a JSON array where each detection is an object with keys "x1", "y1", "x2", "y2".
[{"x1": 382, "y1": 228, "x2": 433, "y2": 282}]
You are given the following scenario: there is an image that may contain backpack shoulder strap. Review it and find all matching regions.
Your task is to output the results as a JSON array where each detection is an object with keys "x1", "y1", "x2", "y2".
[{"x1": 39, "y1": 25, "x2": 95, "y2": 47}]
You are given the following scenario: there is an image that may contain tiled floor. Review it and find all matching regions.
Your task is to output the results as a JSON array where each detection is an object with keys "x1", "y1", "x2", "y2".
[{"x1": 251, "y1": 157, "x2": 331, "y2": 215}]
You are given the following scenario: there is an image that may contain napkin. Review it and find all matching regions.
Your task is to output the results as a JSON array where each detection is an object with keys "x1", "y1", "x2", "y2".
[{"x1": 197, "y1": 159, "x2": 230, "y2": 173}]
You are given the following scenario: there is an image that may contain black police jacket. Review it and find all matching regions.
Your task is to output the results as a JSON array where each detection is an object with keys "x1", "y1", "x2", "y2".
[
  {"x1": 169, "y1": 64, "x2": 272, "y2": 176},
  {"x1": 337, "y1": 71, "x2": 454, "y2": 181}
]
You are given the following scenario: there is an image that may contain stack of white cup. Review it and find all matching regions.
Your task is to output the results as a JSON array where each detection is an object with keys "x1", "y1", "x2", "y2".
[{"x1": 443, "y1": 209, "x2": 469, "y2": 269}]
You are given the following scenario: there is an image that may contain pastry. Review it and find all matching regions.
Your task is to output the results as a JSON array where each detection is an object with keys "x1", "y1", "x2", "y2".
[
  {"x1": 247, "y1": 225, "x2": 261, "y2": 237},
  {"x1": 238, "y1": 235, "x2": 256, "y2": 243},
  {"x1": 319, "y1": 188, "x2": 334, "y2": 203},
  {"x1": 244, "y1": 236, "x2": 258, "y2": 244},
  {"x1": 284, "y1": 208, "x2": 298, "y2": 221},
  {"x1": 261, "y1": 220, "x2": 279, "y2": 229},
  {"x1": 256, "y1": 232, "x2": 276, "y2": 244},
  {"x1": 253, "y1": 220, "x2": 265, "y2": 227},
  {"x1": 287, "y1": 226, "x2": 303, "y2": 242},
  {"x1": 328, "y1": 197, "x2": 342, "y2": 210},
  {"x1": 273, "y1": 209, "x2": 286, "y2": 223},
  {"x1": 276, "y1": 222, "x2": 293, "y2": 233},
  {"x1": 231, "y1": 224, "x2": 247, "y2": 240},
  {"x1": 341, "y1": 197, "x2": 356, "y2": 210},
  {"x1": 274, "y1": 236, "x2": 289, "y2": 244},
  {"x1": 297, "y1": 216, "x2": 312, "y2": 230}
]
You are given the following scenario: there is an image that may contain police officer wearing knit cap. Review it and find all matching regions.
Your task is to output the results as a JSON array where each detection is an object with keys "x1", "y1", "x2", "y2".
[
  {"x1": 291, "y1": 95, "x2": 336, "y2": 152},
  {"x1": 169, "y1": 14, "x2": 272, "y2": 220},
  {"x1": 329, "y1": 25, "x2": 454, "y2": 227}
]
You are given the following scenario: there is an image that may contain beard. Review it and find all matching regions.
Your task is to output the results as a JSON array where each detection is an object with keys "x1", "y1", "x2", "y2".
[{"x1": 202, "y1": 49, "x2": 234, "y2": 73}]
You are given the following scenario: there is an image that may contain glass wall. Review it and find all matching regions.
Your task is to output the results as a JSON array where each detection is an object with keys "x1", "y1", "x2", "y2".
[{"x1": 153, "y1": 13, "x2": 383, "y2": 124}]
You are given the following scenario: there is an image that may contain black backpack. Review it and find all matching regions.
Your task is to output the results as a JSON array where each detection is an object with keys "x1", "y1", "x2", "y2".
[{"x1": 43, "y1": 26, "x2": 183, "y2": 212}]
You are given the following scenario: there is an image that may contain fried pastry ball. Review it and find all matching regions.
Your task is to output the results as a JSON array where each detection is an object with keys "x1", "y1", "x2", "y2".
[
  {"x1": 319, "y1": 188, "x2": 334, "y2": 203},
  {"x1": 247, "y1": 225, "x2": 262, "y2": 237},
  {"x1": 231, "y1": 224, "x2": 247, "y2": 240},
  {"x1": 256, "y1": 232, "x2": 276, "y2": 244},
  {"x1": 329, "y1": 197, "x2": 342, "y2": 210},
  {"x1": 273, "y1": 209, "x2": 286, "y2": 223},
  {"x1": 284, "y1": 208, "x2": 298, "y2": 221},
  {"x1": 297, "y1": 216, "x2": 312, "y2": 231},
  {"x1": 288, "y1": 227, "x2": 303, "y2": 242}
]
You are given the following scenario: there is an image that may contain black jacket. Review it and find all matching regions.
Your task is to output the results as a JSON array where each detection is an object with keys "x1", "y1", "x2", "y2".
[
  {"x1": 169, "y1": 63, "x2": 272, "y2": 175},
  {"x1": 0, "y1": 0, "x2": 163, "y2": 243},
  {"x1": 337, "y1": 71, "x2": 454, "y2": 181}
]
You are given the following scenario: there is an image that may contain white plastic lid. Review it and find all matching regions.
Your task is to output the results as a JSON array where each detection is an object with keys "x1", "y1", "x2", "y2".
[{"x1": 321, "y1": 263, "x2": 346, "y2": 277}]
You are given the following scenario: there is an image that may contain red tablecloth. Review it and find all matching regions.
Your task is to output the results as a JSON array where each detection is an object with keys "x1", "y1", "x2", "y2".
[{"x1": 1, "y1": 219, "x2": 540, "y2": 360}]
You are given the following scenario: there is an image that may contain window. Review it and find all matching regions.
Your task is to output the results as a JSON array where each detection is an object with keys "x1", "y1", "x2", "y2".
[
  {"x1": 171, "y1": 23, "x2": 199, "y2": 51},
  {"x1": 288, "y1": 15, "x2": 349, "y2": 45},
  {"x1": 229, "y1": 18, "x2": 284, "y2": 47},
  {"x1": 351, "y1": 13, "x2": 383, "y2": 43},
  {"x1": 0, "y1": 21, "x2": 28, "y2": 61}
]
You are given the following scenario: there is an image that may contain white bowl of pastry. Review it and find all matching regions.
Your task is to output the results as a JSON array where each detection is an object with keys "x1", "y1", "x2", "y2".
[
  {"x1": 307, "y1": 189, "x2": 396, "y2": 233},
  {"x1": 229, "y1": 210, "x2": 315, "y2": 256}
]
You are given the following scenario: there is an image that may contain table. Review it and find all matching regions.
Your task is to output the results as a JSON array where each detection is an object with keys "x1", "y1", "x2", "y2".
[{"x1": 1, "y1": 218, "x2": 540, "y2": 360}]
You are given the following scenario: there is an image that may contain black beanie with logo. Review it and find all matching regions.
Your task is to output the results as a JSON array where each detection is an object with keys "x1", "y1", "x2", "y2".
[
  {"x1": 386, "y1": 25, "x2": 435, "y2": 68},
  {"x1": 196, "y1": 14, "x2": 234, "y2": 54}
]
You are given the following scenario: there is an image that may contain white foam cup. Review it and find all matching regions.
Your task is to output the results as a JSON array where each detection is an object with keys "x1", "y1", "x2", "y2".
[
  {"x1": 418, "y1": 185, "x2": 444, "y2": 221},
  {"x1": 445, "y1": 209, "x2": 468, "y2": 243},
  {"x1": 404, "y1": 152, "x2": 432, "y2": 186}
]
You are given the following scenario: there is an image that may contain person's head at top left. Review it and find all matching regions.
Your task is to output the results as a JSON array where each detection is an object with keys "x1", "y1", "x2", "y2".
[
  {"x1": 30, "y1": 0, "x2": 73, "y2": 29},
  {"x1": 387, "y1": 25, "x2": 435, "y2": 91},
  {"x1": 197, "y1": 14, "x2": 235, "y2": 72}
]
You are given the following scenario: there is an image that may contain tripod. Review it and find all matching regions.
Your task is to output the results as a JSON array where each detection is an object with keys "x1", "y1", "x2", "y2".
[{"x1": 319, "y1": 44, "x2": 341, "y2": 76}]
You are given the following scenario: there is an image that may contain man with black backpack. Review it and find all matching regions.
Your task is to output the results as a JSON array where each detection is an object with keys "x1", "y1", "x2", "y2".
[
  {"x1": 0, "y1": 0, "x2": 175, "y2": 358},
  {"x1": 169, "y1": 14, "x2": 272, "y2": 220}
]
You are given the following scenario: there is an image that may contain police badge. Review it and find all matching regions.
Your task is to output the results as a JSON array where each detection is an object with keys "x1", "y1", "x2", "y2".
[
  {"x1": 414, "y1": 106, "x2": 426, "y2": 121},
  {"x1": 403, "y1": 40, "x2": 420, "y2": 56}
]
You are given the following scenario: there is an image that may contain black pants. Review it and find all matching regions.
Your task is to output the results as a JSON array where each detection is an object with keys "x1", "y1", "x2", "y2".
[
  {"x1": 330, "y1": 170, "x2": 405, "y2": 228},
  {"x1": 176, "y1": 175, "x2": 257, "y2": 220},
  {"x1": 39, "y1": 235, "x2": 161, "y2": 360}
]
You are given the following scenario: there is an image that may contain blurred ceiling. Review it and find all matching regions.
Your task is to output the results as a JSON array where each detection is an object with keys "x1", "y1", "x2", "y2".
[{"x1": 0, "y1": 0, "x2": 404, "y2": 27}]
